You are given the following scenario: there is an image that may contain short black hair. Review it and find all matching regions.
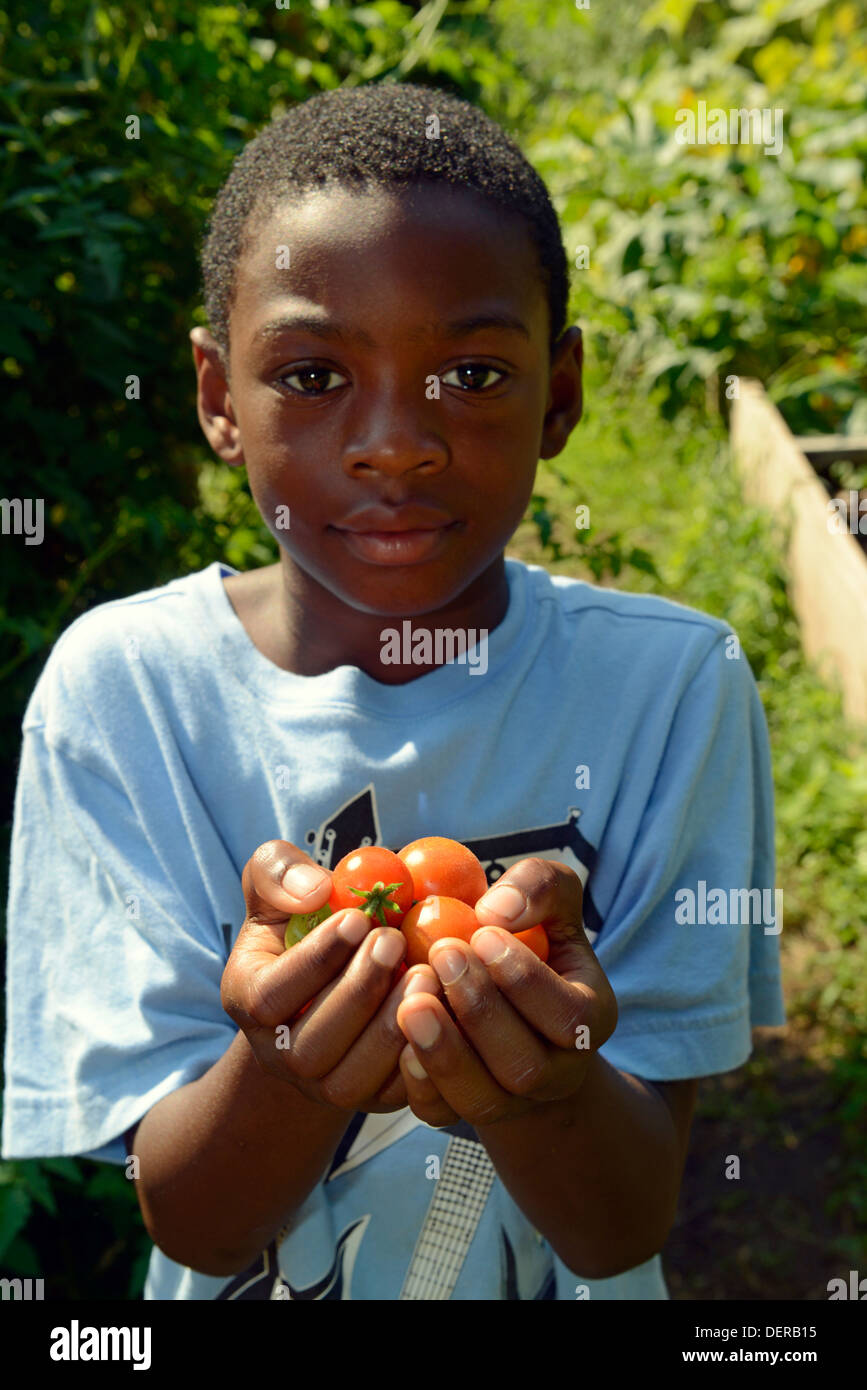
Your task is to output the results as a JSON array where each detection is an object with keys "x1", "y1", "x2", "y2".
[{"x1": 199, "y1": 81, "x2": 570, "y2": 370}]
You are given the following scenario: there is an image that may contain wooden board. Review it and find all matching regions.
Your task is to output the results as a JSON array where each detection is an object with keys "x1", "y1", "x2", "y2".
[{"x1": 731, "y1": 380, "x2": 867, "y2": 726}]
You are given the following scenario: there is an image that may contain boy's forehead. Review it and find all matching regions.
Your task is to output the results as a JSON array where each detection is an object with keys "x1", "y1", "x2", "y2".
[{"x1": 233, "y1": 182, "x2": 548, "y2": 342}]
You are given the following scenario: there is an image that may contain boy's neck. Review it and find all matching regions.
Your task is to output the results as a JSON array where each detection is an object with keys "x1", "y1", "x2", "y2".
[{"x1": 223, "y1": 556, "x2": 511, "y2": 685}]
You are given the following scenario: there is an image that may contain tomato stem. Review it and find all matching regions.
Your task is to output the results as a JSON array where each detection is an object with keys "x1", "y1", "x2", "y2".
[{"x1": 347, "y1": 880, "x2": 406, "y2": 929}]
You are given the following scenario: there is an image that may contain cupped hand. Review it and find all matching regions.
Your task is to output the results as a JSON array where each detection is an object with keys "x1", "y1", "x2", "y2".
[
  {"x1": 221, "y1": 840, "x2": 444, "y2": 1115},
  {"x1": 395, "y1": 858, "x2": 617, "y2": 1128}
]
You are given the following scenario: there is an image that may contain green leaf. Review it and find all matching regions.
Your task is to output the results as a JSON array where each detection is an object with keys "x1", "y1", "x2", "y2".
[
  {"x1": 152, "y1": 112, "x2": 180, "y2": 138},
  {"x1": 0, "y1": 325, "x2": 35, "y2": 361},
  {"x1": 42, "y1": 107, "x2": 89, "y2": 127},
  {"x1": 40, "y1": 1157, "x2": 84, "y2": 1184},
  {"x1": 627, "y1": 547, "x2": 661, "y2": 578},
  {"x1": 2, "y1": 186, "x2": 60, "y2": 211},
  {"x1": 0, "y1": 1186, "x2": 32, "y2": 1262},
  {"x1": 16, "y1": 1160, "x2": 57, "y2": 1216}
]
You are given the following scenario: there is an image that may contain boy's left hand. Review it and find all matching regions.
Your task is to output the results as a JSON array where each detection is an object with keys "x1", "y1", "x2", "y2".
[{"x1": 395, "y1": 858, "x2": 618, "y2": 1128}]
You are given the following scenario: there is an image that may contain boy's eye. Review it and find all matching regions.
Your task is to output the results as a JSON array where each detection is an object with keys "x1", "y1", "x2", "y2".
[
  {"x1": 279, "y1": 364, "x2": 348, "y2": 396},
  {"x1": 442, "y1": 363, "x2": 506, "y2": 392},
  {"x1": 277, "y1": 361, "x2": 506, "y2": 397}
]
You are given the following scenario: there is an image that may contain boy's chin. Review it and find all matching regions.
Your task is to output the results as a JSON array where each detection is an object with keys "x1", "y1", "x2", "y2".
[
  {"x1": 295, "y1": 553, "x2": 490, "y2": 618},
  {"x1": 328, "y1": 571, "x2": 477, "y2": 619}
]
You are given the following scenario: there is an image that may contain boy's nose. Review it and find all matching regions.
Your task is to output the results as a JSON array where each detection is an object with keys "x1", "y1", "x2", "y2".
[{"x1": 340, "y1": 423, "x2": 450, "y2": 479}]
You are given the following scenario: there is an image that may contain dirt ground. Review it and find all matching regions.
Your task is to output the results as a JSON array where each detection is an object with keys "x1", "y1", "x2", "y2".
[{"x1": 662, "y1": 1008, "x2": 860, "y2": 1301}]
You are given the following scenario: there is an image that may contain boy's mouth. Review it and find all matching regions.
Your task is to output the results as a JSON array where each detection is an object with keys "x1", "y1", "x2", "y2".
[{"x1": 330, "y1": 504, "x2": 460, "y2": 566}]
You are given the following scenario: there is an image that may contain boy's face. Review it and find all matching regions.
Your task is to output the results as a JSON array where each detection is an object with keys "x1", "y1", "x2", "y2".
[{"x1": 193, "y1": 182, "x2": 582, "y2": 619}]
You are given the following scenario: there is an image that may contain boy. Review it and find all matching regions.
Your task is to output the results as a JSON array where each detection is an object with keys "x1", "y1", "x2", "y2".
[{"x1": 2, "y1": 81, "x2": 786, "y2": 1299}]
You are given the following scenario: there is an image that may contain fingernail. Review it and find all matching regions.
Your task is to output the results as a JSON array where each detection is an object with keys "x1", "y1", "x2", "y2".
[
  {"x1": 405, "y1": 1053, "x2": 428, "y2": 1080},
  {"x1": 336, "y1": 910, "x2": 370, "y2": 944},
  {"x1": 472, "y1": 929, "x2": 509, "y2": 965},
  {"x1": 430, "y1": 945, "x2": 467, "y2": 985},
  {"x1": 403, "y1": 971, "x2": 435, "y2": 997},
  {"x1": 372, "y1": 933, "x2": 404, "y2": 968},
  {"x1": 477, "y1": 884, "x2": 525, "y2": 920},
  {"x1": 403, "y1": 1008, "x2": 441, "y2": 1049},
  {"x1": 282, "y1": 863, "x2": 329, "y2": 897}
]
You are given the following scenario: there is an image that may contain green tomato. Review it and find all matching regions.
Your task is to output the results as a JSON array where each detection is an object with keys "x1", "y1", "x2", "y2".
[{"x1": 284, "y1": 902, "x2": 333, "y2": 951}]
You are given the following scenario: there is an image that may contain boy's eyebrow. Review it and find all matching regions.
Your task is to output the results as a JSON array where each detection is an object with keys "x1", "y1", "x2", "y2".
[
  {"x1": 438, "y1": 312, "x2": 531, "y2": 342},
  {"x1": 251, "y1": 311, "x2": 531, "y2": 348},
  {"x1": 253, "y1": 315, "x2": 377, "y2": 349}
]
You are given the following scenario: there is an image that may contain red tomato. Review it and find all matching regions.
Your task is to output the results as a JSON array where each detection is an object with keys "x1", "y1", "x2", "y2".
[
  {"x1": 400, "y1": 895, "x2": 481, "y2": 967},
  {"x1": 328, "y1": 846, "x2": 415, "y2": 928},
  {"x1": 514, "y1": 924, "x2": 549, "y2": 963},
  {"x1": 400, "y1": 895, "x2": 550, "y2": 967},
  {"x1": 397, "y1": 836, "x2": 488, "y2": 908}
]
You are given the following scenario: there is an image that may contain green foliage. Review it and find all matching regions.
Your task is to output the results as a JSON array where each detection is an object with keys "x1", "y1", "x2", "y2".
[
  {"x1": 0, "y1": 1155, "x2": 152, "y2": 1297},
  {"x1": 500, "y1": 0, "x2": 867, "y2": 432},
  {"x1": 528, "y1": 491, "x2": 659, "y2": 581}
]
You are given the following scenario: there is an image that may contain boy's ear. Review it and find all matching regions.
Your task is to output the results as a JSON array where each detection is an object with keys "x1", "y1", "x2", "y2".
[
  {"x1": 539, "y1": 326, "x2": 583, "y2": 461},
  {"x1": 189, "y1": 326, "x2": 245, "y2": 467}
]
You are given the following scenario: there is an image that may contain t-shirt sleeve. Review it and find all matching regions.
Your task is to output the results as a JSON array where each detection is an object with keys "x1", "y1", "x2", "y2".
[
  {"x1": 593, "y1": 632, "x2": 786, "y2": 1082},
  {"x1": 2, "y1": 691, "x2": 237, "y2": 1166}
]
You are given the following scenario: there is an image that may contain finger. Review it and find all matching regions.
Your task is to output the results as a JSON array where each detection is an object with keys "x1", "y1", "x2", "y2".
[
  {"x1": 221, "y1": 906, "x2": 374, "y2": 1029},
  {"x1": 277, "y1": 926, "x2": 409, "y2": 1080},
  {"x1": 396, "y1": 994, "x2": 522, "y2": 1128},
  {"x1": 314, "y1": 965, "x2": 442, "y2": 1108},
  {"x1": 364, "y1": 1067, "x2": 410, "y2": 1114},
  {"x1": 468, "y1": 925, "x2": 616, "y2": 1055},
  {"x1": 398, "y1": 1043, "x2": 462, "y2": 1127},
  {"x1": 474, "y1": 857, "x2": 593, "y2": 981},
  {"x1": 242, "y1": 839, "x2": 334, "y2": 947},
  {"x1": 426, "y1": 938, "x2": 553, "y2": 1093}
]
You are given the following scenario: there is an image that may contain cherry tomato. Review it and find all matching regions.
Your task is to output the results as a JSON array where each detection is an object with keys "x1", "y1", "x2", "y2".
[
  {"x1": 397, "y1": 836, "x2": 488, "y2": 908},
  {"x1": 329, "y1": 846, "x2": 415, "y2": 928},
  {"x1": 514, "y1": 924, "x2": 549, "y2": 963},
  {"x1": 284, "y1": 903, "x2": 332, "y2": 951},
  {"x1": 400, "y1": 895, "x2": 481, "y2": 967},
  {"x1": 401, "y1": 895, "x2": 550, "y2": 967}
]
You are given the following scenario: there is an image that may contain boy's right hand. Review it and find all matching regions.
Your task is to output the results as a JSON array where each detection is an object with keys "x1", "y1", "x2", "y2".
[{"x1": 221, "y1": 840, "x2": 442, "y2": 1115}]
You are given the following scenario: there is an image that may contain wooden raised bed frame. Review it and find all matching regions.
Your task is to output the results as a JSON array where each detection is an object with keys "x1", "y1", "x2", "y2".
[{"x1": 731, "y1": 379, "x2": 867, "y2": 727}]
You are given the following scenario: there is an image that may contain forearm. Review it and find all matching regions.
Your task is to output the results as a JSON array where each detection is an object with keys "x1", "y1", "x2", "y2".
[
  {"x1": 474, "y1": 1052, "x2": 682, "y2": 1280},
  {"x1": 131, "y1": 1028, "x2": 353, "y2": 1277}
]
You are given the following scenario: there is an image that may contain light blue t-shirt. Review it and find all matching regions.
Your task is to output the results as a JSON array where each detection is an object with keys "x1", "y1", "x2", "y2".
[{"x1": 2, "y1": 556, "x2": 786, "y2": 1299}]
